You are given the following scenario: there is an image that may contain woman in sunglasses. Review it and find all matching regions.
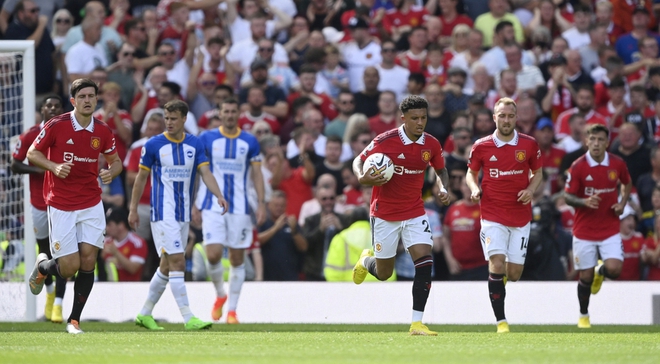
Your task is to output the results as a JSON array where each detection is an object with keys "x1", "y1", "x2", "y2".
[{"x1": 51, "y1": 9, "x2": 73, "y2": 51}]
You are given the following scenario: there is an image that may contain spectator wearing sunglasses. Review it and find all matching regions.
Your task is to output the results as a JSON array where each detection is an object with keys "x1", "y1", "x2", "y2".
[
  {"x1": 51, "y1": 9, "x2": 73, "y2": 50},
  {"x1": 325, "y1": 91, "x2": 355, "y2": 139},
  {"x1": 107, "y1": 43, "x2": 139, "y2": 111}
]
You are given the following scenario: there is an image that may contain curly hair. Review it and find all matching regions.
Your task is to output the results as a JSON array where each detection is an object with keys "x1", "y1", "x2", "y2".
[{"x1": 399, "y1": 95, "x2": 428, "y2": 114}]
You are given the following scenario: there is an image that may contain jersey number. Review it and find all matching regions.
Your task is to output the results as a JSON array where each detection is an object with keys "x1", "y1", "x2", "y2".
[
  {"x1": 241, "y1": 229, "x2": 248, "y2": 241},
  {"x1": 422, "y1": 220, "x2": 431, "y2": 233},
  {"x1": 520, "y1": 237, "x2": 528, "y2": 250}
]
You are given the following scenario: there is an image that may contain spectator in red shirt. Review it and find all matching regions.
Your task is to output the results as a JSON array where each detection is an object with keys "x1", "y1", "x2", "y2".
[
  {"x1": 158, "y1": 2, "x2": 192, "y2": 60},
  {"x1": 442, "y1": 177, "x2": 488, "y2": 281},
  {"x1": 534, "y1": 117, "x2": 566, "y2": 195},
  {"x1": 105, "y1": 0, "x2": 132, "y2": 35},
  {"x1": 643, "y1": 215, "x2": 660, "y2": 280},
  {"x1": 369, "y1": 91, "x2": 399, "y2": 136},
  {"x1": 396, "y1": 27, "x2": 428, "y2": 74},
  {"x1": 103, "y1": 207, "x2": 148, "y2": 282},
  {"x1": 595, "y1": 0, "x2": 625, "y2": 46},
  {"x1": 618, "y1": 207, "x2": 645, "y2": 281},
  {"x1": 271, "y1": 131, "x2": 315, "y2": 218},
  {"x1": 287, "y1": 64, "x2": 337, "y2": 121},
  {"x1": 555, "y1": 85, "x2": 609, "y2": 141},
  {"x1": 92, "y1": 82, "x2": 133, "y2": 161},
  {"x1": 427, "y1": 0, "x2": 473, "y2": 46},
  {"x1": 385, "y1": 0, "x2": 428, "y2": 41},
  {"x1": 239, "y1": 87, "x2": 280, "y2": 134},
  {"x1": 131, "y1": 65, "x2": 167, "y2": 123},
  {"x1": 596, "y1": 77, "x2": 627, "y2": 141}
]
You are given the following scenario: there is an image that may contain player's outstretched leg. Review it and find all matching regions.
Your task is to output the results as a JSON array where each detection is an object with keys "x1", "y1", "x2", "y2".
[
  {"x1": 136, "y1": 269, "x2": 168, "y2": 330},
  {"x1": 352, "y1": 249, "x2": 374, "y2": 284},
  {"x1": 52, "y1": 276, "x2": 67, "y2": 323},
  {"x1": 577, "y1": 278, "x2": 592, "y2": 328},
  {"x1": 591, "y1": 260, "x2": 605, "y2": 295},
  {"x1": 488, "y1": 272, "x2": 508, "y2": 333},
  {"x1": 66, "y1": 269, "x2": 94, "y2": 334},
  {"x1": 409, "y1": 255, "x2": 437, "y2": 336},
  {"x1": 29, "y1": 253, "x2": 50, "y2": 295},
  {"x1": 227, "y1": 264, "x2": 246, "y2": 324}
]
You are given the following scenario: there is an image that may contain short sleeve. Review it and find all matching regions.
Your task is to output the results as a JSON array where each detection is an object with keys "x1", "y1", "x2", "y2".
[
  {"x1": 529, "y1": 141, "x2": 542, "y2": 171},
  {"x1": 32, "y1": 125, "x2": 54, "y2": 153},
  {"x1": 360, "y1": 138, "x2": 382, "y2": 161},
  {"x1": 139, "y1": 142, "x2": 154, "y2": 170},
  {"x1": 249, "y1": 137, "x2": 262, "y2": 163},
  {"x1": 429, "y1": 139, "x2": 445, "y2": 170},
  {"x1": 467, "y1": 143, "x2": 481, "y2": 171},
  {"x1": 564, "y1": 162, "x2": 580, "y2": 195},
  {"x1": 103, "y1": 130, "x2": 117, "y2": 155},
  {"x1": 12, "y1": 132, "x2": 29, "y2": 161},
  {"x1": 194, "y1": 139, "x2": 209, "y2": 168}
]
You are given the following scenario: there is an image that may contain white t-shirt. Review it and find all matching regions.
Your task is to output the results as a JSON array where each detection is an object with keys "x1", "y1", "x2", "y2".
[
  {"x1": 64, "y1": 41, "x2": 108, "y2": 75},
  {"x1": 229, "y1": 18, "x2": 276, "y2": 44},
  {"x1": 226, "y1": 38, "x2": 289, "y2": 72},
  {"x1": 166, "y1": 59, "x2": 191, "y2": 99},
  {"x1": 341, "y1": 41, "x2": 382, "y2": 92},
  {"x1": 376, "y1": 64, "x2": 410, "y2": 103},
  {"x1": 285, "y1": 135, "x2": 354, "y2": 162},
  {"x1": 562, "y1": 28, "x2": 591, "y2": 50},
  {"x1": 558, "y1": 136, "x2": 582, "y2": 153}
]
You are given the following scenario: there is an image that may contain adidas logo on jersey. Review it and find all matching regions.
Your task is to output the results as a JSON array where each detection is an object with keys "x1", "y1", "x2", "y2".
[
  {"x1": 489, "y1": 155, "x2": 498, "y2": 162},
  {"x1": 586, "y1": 175, "x2": 593, "y2": 181},
  {"x1": 66, "y1": 139, "x2": 74, "y2": 145},
  {"x1": 397, "y1": 153, "x2": 405, "y2": 159}
]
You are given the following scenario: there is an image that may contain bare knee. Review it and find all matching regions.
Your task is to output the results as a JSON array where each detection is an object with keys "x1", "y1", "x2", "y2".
[
  {"x1": 605, "y1": 260, "x2": 622, "y2": 278},
  {"x1": 228, "y1": 249, "x2": 244, "y2": 267},
  {"x1": 205, "y1": 245, "x2": 223, "y2": 265},
  {"x1": 488, "y1": 255, "x2": 506, "y2": 274}
]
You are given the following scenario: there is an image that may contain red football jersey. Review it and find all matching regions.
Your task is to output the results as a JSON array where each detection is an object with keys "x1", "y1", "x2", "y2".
[
  {"x1": 546, "y1": 80, "x2": 573, "y2": 122},
  {"x1": 395, "y1": 50, "x2": 427, "y2": 74},
  {"x1": 555, "y1": 108, "x2": 608, "y2": 140},
  {"x1": 596, "y1": 102, "x2": 625, "y2": 141},
  {"x1": 32, "y1": 112, "x2": 117, "y2": 211},
  {"x1": 238, "y1": 111, "x2": 281, "y2": 134},
  {"x1": 565, "y1": 152, "x2": 631, "y2": 240},
  {"x1": 103, "y1": 232, "x2": 147, "y2": 282},
  {"x1": 12, "y1": 123, "x2": 47, "y2": 210},
  {"x1": 126, "y1": 145, "x2": 151, "y2": 206},
  {"x1": 618, "y1": 232, "x2": 645, "y2": 280},
  {"x1": 468, "y1": 131, "x2": 542, "y2": 227},
  {"x1": 131, "y1": 90, "x2": 160, "y2": 122},
  {"x1": 287, "y1": 91, "x2": 338, "y2": 121},
  {"x1": 423, "y1": 65, "x2": 447, "y2": 86},
  {"x1": 558, "y1": 205, "x2": 575, "y2": 233},
  {"x1": 443, "y1": 200, "x2": 485, "y2": 269},
  {"x1": 92, "y1": 109, "x2": 132, "y2": 161},
  {"x1": 439, "y1": 14, "x2": 473, "y2": 37},
  {"x1": 540, "y1": 145, "x2": 566, "y2": 195},
  {"x1": 198, "y1": 109, "x2": 219, "y2": 130},
  {"x1": 593, "y1": 81, "x2": 609, "y2": 109},
  {"x1": 343, "y1": 186, "x2": 363, "y2": 206},
  {"x1": 645, "y1": 236, "x2": 660, "y2": 281},
  {"x1": 361, "y1": 126, "x2": 445, "y2": 221},
  {"x1": 368, "y1": 114, "x2": 398, "y2": 136},
  {"x1": 384, "y1": 6, "x2": 428, "y2": 32}
]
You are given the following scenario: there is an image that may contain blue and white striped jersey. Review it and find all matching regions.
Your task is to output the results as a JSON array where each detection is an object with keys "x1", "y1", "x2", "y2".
[
  {"x1": 196, "y1": 127, "x2": 261, "y2": 215},
  {"x1": 140, "y1": 133, "x2": 209, "y2": 222}
]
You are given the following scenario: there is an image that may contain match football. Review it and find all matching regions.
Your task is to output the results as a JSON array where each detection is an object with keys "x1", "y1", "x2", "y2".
[{"x1": 363, "y1": 153, "x2": 395, "y2": 181}]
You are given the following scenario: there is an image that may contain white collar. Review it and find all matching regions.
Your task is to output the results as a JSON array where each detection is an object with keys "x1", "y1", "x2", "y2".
[
  {"x1": 398, "y1": 125, "x2": 425, "y2": 145},
  {"x1": 71, "y1": 112, "x2": 94, "y2": 132},
  {"x1": 586, "y1": 151, "x2": 610, "y2": 167},
  {"x1": 492, "y1": 130, "x2": 519, "y2": 148}
]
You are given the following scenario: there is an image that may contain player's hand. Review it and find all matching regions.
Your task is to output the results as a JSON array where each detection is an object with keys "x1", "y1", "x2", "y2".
[
  {"x1": 256, "y1": 203, "x2": 266, "y2": 226},
  {"x1": 516, "y1": 188, "x2": 534, "y2": 205},
  {"x1": 359, "y1": 167, "x2": 388, "y2": 186},
  {"x1": 437, "y1": 186, "x2": 450, "y2": 206},
  {"x1": 53, "y1": 162, "x2": 74, "y2": 179},
  {"x1": 216, "y1": 197, "x2": 229, "y2": 215},
  {"x1": 128, "y1": 210, "x2": 139, "y2": 230},
  {"x1": 469, "y1": 188, "x2": 482, "y2": 203},
  {"x1": 584, "y1": 193, "x2": 601, "y2": 209},
  {"x1": 99, "y1": 168, "x2": 113, "y2": 184},
  {"x1": 611, "y1": 202, "x2": 625, "y2": 216}
]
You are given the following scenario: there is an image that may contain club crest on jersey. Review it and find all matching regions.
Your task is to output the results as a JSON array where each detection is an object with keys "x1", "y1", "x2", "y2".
[
  {"x1": 375, "y1": 243, "x2": 382, "y2": 252},
  {"x1": 515, "y1": 150, "x2": 526, "y2": 163},
  {"x1": 91, "y1": 136, "x2": 101, "y2": 150},
  {"x1": 53, "y1": 241, "x2": 60, "y2": 252},
  {"x1": 608, "y1": 170, "x2": 617, "y2": 181},
  {"x1": 421, "y1": 149, "x2": 431, "y2": 163}
]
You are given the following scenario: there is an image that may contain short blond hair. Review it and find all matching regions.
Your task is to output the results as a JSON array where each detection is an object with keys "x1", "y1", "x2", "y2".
[
  {"x1": 102, "y1": 81, "x2": 121, "y2": 94},
  {"x1": 494, "y1": 97, "x2": 517, "y2": 113}
]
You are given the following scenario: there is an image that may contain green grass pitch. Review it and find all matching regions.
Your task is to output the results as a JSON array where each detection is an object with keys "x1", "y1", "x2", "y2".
[{"x1": 2, "y1": 323, "x2": 660, "y2": 363}]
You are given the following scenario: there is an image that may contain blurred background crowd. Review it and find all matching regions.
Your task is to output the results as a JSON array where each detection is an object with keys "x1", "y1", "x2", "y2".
[{"x1": 2, "y1": 0, "x2": 660, "y2": 283}]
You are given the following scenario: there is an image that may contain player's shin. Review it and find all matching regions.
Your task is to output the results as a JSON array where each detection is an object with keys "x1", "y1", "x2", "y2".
[
  {"x1": 364, "y1": 257, "x2": 384, "y2": 280},
  {"x1": 488, "y1": 273, "x2": 506, "y2": 322},
  {"x1": 412, "y1": 256, "x2": 433, "y2": 322},
  {"x1": 140, "y1": 269, "x2": 169, "y2": 316},
  {"x1": 577, "y1": 279, "x2": 592, "y2": 315},
  {"x1": 39, "y1": 259, "x2": 63, "y2": 279},
  {"x1": 228, "y1": 264, "x2": 246, "y2": 312},
  {"x1": 169, "y1": 271, "x2": 193, "y2": 323},
  {"x1": 209, "y1": 261, "x2": 226, "y2": 297},
  {"x1": 67, "y1": 269, "x2": 94, "y2": 323},
  {"x1": 55, "y1": 275, "x2": 67, "y2": 300}
]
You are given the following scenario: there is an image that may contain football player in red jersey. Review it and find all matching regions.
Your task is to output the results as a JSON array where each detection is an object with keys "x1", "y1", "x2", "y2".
[
  {"x1": 351, "y1": 95, "x2": 450, "y2": 336},
  {"x1": 26, "y1": 78, "x2": 123, "y2": 334},
  {"x1": 466, "y1": 97, "x2": 543, "y2": 333},
  {"x1": 564, "y1": 124, "x2": 631, "y2": 328},
  {"x1": 11, "y1": 95, "x2": 68, "y2": 323}
]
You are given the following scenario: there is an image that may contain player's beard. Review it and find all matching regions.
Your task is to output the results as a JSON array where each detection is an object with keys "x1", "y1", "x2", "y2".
[{"x1": 498, "y1": 124, "x2": 514, "y2": 136}]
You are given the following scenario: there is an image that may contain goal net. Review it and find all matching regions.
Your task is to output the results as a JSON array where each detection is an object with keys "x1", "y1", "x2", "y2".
[{"x1": 0, "y1": 40, "x2": 36, "y2": 321}]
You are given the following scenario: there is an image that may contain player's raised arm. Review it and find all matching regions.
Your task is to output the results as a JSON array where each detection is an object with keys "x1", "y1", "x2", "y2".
[
  {"x1": 199, "y1": 164, "x2": 229, "y2": 214},
  {"x1": 465, "y1": 168, "x2": 482, "y2": 203}
]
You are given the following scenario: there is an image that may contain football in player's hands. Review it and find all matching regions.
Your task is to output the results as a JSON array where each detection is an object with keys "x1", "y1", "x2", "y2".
[{"x1": 363, "y1": 153, "x2": 394, "y2": 182}]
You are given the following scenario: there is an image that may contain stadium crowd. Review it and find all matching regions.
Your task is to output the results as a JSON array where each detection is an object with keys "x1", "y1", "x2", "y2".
[{"x1": 2, "y1": 0, "x2": 660, "y2": 284}]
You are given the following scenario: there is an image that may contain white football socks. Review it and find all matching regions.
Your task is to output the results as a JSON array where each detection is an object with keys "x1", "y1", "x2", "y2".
[
  {"x1": 228, "y1": 264, "x2": 245, "y2": 312},
  {"x1": 140, "y1": 269, "x2": 168, "y2": 316},
  {"x1": 208, "y1": 261, "x2": 227, "y2": 298},
  {"x1": 412, "y1": 310, "x2": 424, "y2": 323},
  {"x1": 169, "y1": 271, "x2": 193, "y2": 323}
]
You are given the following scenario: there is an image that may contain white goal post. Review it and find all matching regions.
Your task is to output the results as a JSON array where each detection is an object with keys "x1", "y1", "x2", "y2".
[{"x1": 0, "y1": 40, "x2": 36, "y2": 321}]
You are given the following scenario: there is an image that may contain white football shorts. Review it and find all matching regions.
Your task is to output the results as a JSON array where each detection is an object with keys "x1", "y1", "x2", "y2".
[
  {"x1": 371, "y1": 214, "x2": 433, "y2": 259},
  {"x1": 32, "y1": 206, "x2": 49, "y2": 240},
  {"x1": 48, "y1": 201, "x2": 105, "y2": 259},
  {"x1": 572, "y1": 233, "x2": 623, "y2": 270},
  {"x1": 480, "y1": 219, "x2": 531, "y2": 265},
  {"x1": 151, "y1": 220, "x2": 189, "y2": 257},
  {"x1": 201, "y1": 210, "x2": 253, "y2": 249}
]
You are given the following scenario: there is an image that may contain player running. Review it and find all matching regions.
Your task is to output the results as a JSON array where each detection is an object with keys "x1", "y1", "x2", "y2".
[
  {"x1": 466, "y1": 97, "x2": 543, "y2": 333},
  {"x1": 129, "y1": 100, "x2": 228, "y2": 330},
  {"x1": 352, "y1": 95, "x2": 450, "y2": 336},
  {"x1": 12, "y1": 95, "x2": 68, "y2": 323},
  {"x1": 27, "y1": 79, "x2": 123, "y2": 334},
  {"x1": 564, "y1": 123, "x2": 631, "y2": 328},
  {"x1": 196, "y1": 98, "x2": 266, "y2": 324}
]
